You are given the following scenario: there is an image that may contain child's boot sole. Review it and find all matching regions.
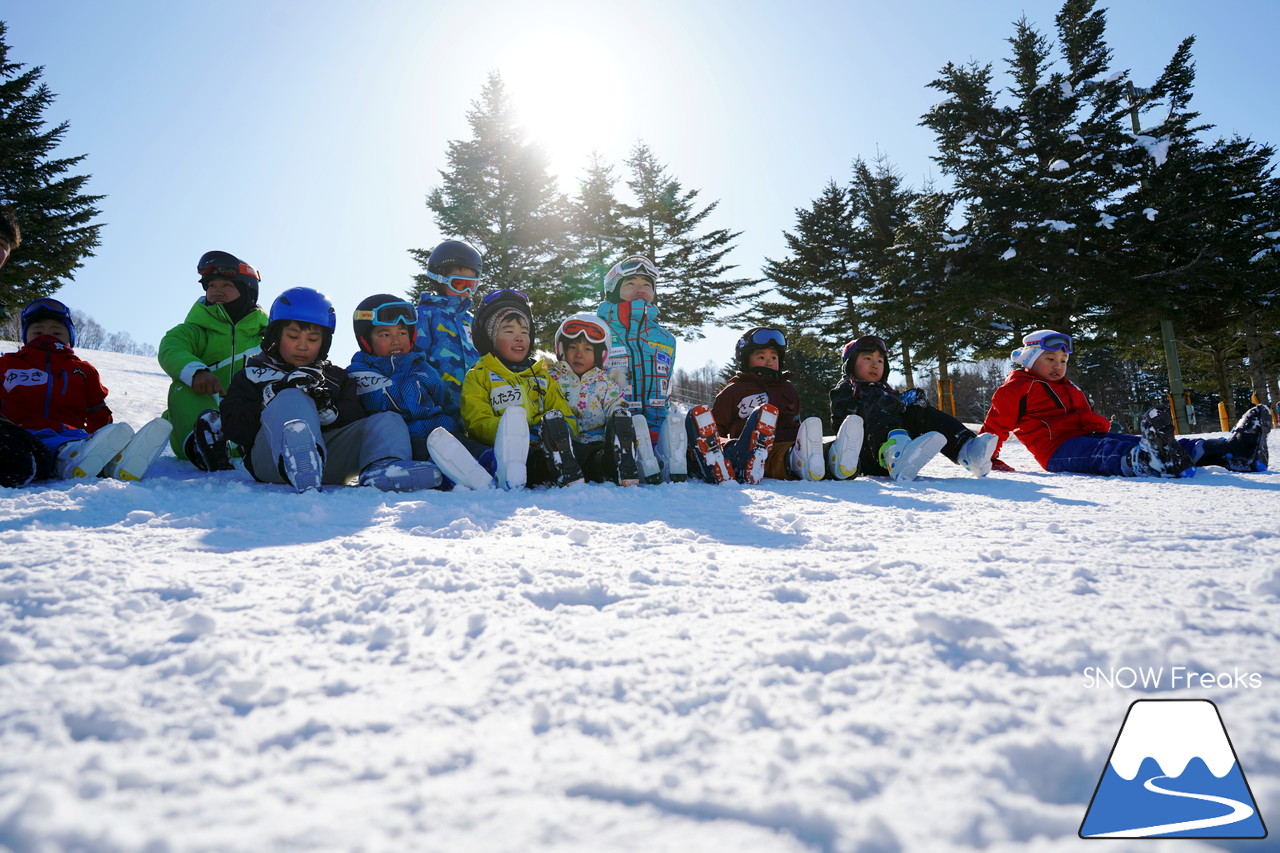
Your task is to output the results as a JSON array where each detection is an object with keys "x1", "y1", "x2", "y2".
[
  {"x1": 540, "y1": 411, "x2": 584, "y2": 487},
  {"x1": 495, "y1": 408, "x2": 529, "y2": 490},
  {"x1": 104, "y1": 419, "x2": 173, "y2": 481},
  {"x1": 632, "y1": 414, "x2": 662, "y2": 484},
  {"x1": 426, "y1": 428, "x2": 494, "y2": 490},
  {"x1": 889, "y1": 431, "x2": 946, "y2": 483},
  {"x1": 827, "y1": 415, "x2": 863, "y2": 480},
  {"x1": 280, "y1": 419, "x2": 322, "y2": 493},
  {"x1": 59, "y1": 423, "x2": 134, "y2": 479},
  {"x1": 792, "y1": 415, "x2": 825, "y2": 482},
  {"x1": 657, "y1": 412, "x2": 688, "y2": 483},
  {"x1": 192, "y1": 409, "x2": 234, "y2": 471},
  {"x1": 609, "y1": 413, "x2": 641, "y2": 487},
  {"x1": 739, "y1": 403, "x2": 778, "y2": 485},
  {"x1": 687, "y1": 405, "x2": 733, "y2": 484}
]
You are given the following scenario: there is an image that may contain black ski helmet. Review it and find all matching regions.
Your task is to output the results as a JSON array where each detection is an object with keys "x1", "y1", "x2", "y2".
[
  {"x1": 471, "y1": 288, "x2": 533, "y2": 357},
  {"x1": 426, "y1": 239, "x2": 484, "y2": 290},
  {"x1": 735, "y1": 327, "x2": 787, "y2": 372},
  {"x1": 352, "y1": 294, "x2": 418, "y2": 354},
  {"x1": 264, "y1": 287, "x2": 337, "y2": 361},
  {"x1": 197, "y1": 250, "x2": 261, "y2": 306}
]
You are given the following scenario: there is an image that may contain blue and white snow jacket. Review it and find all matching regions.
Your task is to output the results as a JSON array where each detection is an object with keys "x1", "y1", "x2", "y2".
[
  {"x1": 346, "y1": 350, "x2": 460, "y2": 447},
  {"x1": 596, "y1": 299, "x2": 676, "y2": 436},
  {"x1": 414, "y1": 293, "x2": 479, "y2": 392}
]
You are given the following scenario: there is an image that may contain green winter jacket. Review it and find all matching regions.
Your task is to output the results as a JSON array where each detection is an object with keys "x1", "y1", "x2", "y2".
[{"x1": 158, "y1": 299, "x2": 269, "y2": 459}]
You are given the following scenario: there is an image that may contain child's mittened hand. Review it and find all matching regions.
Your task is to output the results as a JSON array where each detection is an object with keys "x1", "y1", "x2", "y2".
[
  {"x1": 990, "y1": 458, "x2": 1016, "y2": 473},
  {"x1": 901, "y1": 388, "x2": 927, "y2": 407}
]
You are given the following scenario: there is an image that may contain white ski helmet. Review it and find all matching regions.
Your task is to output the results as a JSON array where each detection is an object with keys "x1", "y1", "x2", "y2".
[{"x1": 554, "y1": 312, "x2": 611, "y2": 363}]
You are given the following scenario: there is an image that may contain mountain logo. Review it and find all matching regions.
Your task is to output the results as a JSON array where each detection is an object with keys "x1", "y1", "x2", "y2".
[{"x1": 1080, "y1": 699, "x2": 1268, "y2": 839}]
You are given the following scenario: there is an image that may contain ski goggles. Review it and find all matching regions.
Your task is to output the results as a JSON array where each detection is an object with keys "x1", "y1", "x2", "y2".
[
  {"x1": 1025, "y1": 332, "x2": 1073, "y2": 353},
  {"x1": 744, "y1": 328, "x2": 786, "y2": 348},
  {"x1": 425, "y1": 269, "x2": 481, "y2": 296},
  {"x1": 605, "y1": 256, "x2": 658, "y2": 290},
  {"x1": 21, "y1": 297, "x2": 72, "y2": 323},
  {"x1": 199, "y1": 260, "x2": 261, "y2": 282},
  {"x1": 353, "y1": 301, "x2": 417, "y2": 326},
  {"x1": 560, "y1": 318, "x2": 608, "y2": 343}
]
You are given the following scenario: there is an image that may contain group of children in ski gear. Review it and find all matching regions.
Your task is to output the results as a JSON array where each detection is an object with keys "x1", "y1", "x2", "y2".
[{"x1": 0, "y1": 218, "x2": 1272, "y2": 493}]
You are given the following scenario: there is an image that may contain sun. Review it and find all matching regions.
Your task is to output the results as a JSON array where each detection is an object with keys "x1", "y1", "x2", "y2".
[{"x1": 500, "y1": 34, "x2": 629, "y2": 186}]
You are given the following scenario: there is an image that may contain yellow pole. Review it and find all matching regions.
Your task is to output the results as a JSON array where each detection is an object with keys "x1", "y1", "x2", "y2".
[
  {"x1": 1167, "y1": 394, "x2": 1178, "y2": 434},
  {"x1": 1218, "y1": 401, "x2": 1230, "y2": 431}
]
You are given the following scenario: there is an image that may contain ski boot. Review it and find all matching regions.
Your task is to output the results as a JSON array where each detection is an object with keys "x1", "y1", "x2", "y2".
[
  {"x1": 826, "y1": 414, "x2": 863, "y2": 480},
  {"x1": 632, "y1": 413, "x2": 663, "y2": 484},
  {"x1": 684, "y1": 405, "x2": 733, "y2": 484},
  {"x1": 734, "y1": 403, "x2": 778, "y2": 485},
  {"x1": 657, "y1": 411, "x2": 688, "y2": 483},
  {"x1": 55, "y1": 423, "x2": 134, "y2": 479},
  {"x1": 426, "y1": 427, "x2": 494, "y2": 490},
  {"x1": 103, "y1": 418, "x2": 173, "y2": 481},
  {"x1": 358, "y1": 457, "x2": 443, "y2": 492},
  {"x1": 494, "y1": 407, "x2": 529, "y2": 490},
  {"x1": 605, "y1": 411, "x2": 641, "y2": 487},
  {"x1": 1131, "y1": 407, "x2": 1194, "y2": 478},
  {"x1": 540, "y1": 410, "x2": 583, "y2": 487},
  {"x1": 1225, "y1": 403, "x2": 1271, "y2": 471},
  {"x1": 878, "y1": 428, "x2": 945, "y2": 483},
  {"x1": 279, "y1": 419, "x2": 323, "y2": 493},
  {"x1": 957, "y1": 432, "x2": 998, "y2": 478},
  {"x1": 0, "y1": 419, "x2": 47, "y2": 487},
  {"x1": 190, "y1": 409, "x2": 234, "y2": 471},
  {"x1": 788, "y1": 415, "x2": 825, "y2": 482}
]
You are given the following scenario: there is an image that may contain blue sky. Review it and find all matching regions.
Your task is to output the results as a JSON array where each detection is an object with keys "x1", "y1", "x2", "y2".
[{"x1": 4, "y1": 0, "x2": 1278, "y2": 368}]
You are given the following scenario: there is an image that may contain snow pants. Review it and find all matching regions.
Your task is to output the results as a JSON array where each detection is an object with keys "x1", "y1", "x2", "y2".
[
  {"x1": 163, "y1": 383, "x2": 221, "y2": 460},
  {"x1": 247, "y1": 389, "x2": 410, "y2": 486},
  {"x1": 856, "y1": 401, "x2": 975, "y2": 477},
  {"x1": 1047, "y1": 432, "x2": 1202, "y2": 477}
]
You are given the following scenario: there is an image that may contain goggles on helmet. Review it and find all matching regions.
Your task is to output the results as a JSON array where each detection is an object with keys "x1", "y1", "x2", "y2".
[
  {"x1": 744, "y1": 328, "x2": 786, "y2": 348},
  {"x1": 614, "y1": 256, "x2": 657, "y2": 279},
  {"x1": 1025, "y1": 332, "x2": 1073, "y2": 353},
  {"x1": 559, "y1": 318, "x2": 608, "y2": 344},
  {"x1": 426, "y1": 269, "x2": 480, "y2": 296},
  {"x1": 200, "y1": 260, "x2": 261, "y2": 282},
  {"x1": 21, "y1": 297, "x2": 73, "y2": 322},
  {"x1": 353, "y1": 301, "x2": 417, "y2": 327}
]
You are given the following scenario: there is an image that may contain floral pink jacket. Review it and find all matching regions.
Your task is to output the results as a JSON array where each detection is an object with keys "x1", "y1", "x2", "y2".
[{"x1": 545, "y1": 359, "x2": 628, "y2": 443}]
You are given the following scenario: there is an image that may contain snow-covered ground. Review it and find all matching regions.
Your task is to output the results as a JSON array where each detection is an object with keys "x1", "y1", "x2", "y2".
[{"x1": 2, "y1": 347, "x2": 1277, "y2": 853}]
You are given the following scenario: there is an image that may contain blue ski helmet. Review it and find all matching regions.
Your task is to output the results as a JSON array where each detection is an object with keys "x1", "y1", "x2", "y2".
[
  {"x1": 20, "y1": 297, "x2": 76, "y2": 347},
  {"x1": 264, "y1": 287, "x2": 337, "y2": 360}
]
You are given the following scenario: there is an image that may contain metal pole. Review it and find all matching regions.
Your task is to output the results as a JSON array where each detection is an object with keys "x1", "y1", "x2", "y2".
[{"x1": 1161, "y1": 319, "x2": 1189, "y2": 434}]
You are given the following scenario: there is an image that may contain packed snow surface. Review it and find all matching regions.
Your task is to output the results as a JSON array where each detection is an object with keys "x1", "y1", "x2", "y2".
[{"x1": 2, "y1": 348, "x2": 1278, "y2": 852}]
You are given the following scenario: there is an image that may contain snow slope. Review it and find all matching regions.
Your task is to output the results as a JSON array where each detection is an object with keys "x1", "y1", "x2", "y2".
[{"x1": 2, "y1": 347, "x2": 1278, "y2": 853}]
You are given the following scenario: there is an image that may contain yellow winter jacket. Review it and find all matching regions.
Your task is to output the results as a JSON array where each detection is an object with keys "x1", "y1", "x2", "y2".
[{"x1": 461, "y1": 353, "x2": 578, "y2": 444}]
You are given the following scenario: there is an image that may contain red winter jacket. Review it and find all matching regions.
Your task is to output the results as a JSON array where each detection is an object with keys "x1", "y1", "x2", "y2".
[
  {"x1": 0, "y1": 337, "x2": 113, "y2": 433},
  {"x1": 711, "y1": 370, "x2": 802, "y2": 444},
  {"x1": 979, "y1": 368, "x2": 1112, "y2": 468}
]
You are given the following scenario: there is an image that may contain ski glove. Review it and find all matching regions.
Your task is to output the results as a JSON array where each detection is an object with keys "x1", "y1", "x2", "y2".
[
  {"x1": 901, "y1": 388, "x2": 928, "y2": 407},
  {"x1": 990, "y1": 457, "x2": 1016, "y2": 473}
]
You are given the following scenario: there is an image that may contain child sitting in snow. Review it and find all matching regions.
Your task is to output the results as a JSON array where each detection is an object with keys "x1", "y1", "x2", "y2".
[
  {"x1": 0, "y1": 297, "x2": 172, "y2": 485},
  {"x1": 690, "y1": 327, "x2": 860, "y2": 485},
  {"x1": 596, "y1": 255, "x2": 686, "y2": 483},
  {"x1": 415, "y1": 238, "x2": 484, "y2": 393},
  {"x1": 979, "y1": 329, "x2": 1271, "y2": 477},
  {"x1": 543, "y1": 312, "x2": 640, "y2": 486},
  {"x1": 460, "y1": 289, "x2": 584, "y2": 490},
  {"x1": 157, "y1": 251, "x2": 270, "y2": 471},
  {"x1": 830, "y1": 335, "x2": 997, "y2": 483},
  {"x1": 345, "y1": 293, "x2": 492, "y2": 490},
  {"x1": 221, "y1": 287, "x2": 442, "y2": 494}
]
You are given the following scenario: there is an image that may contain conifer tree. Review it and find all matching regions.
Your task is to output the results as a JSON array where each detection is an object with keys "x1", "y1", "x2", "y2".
[
  {"x1": 410, "y1": 73, "x2": 571, "y2": 341},
  {"x1": 561, "y1": 152, "x2": 626, "y2": 310},
  {"x1": 0, "y1": 22, "x2": 104, "y2": 318},
  {"x1": 617, "y1": 144, "x2": 757, "y2": 337}
]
